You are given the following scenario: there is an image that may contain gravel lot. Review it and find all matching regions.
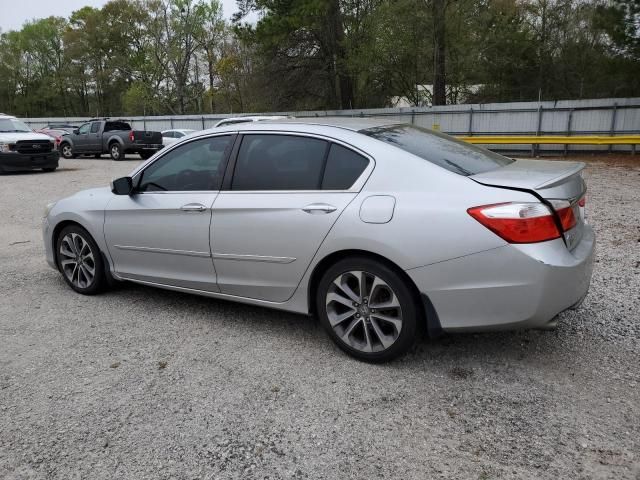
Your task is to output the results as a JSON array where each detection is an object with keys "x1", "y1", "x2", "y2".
[{"x1": 1, "y1": 154, "x2": 639, "y2": 480}]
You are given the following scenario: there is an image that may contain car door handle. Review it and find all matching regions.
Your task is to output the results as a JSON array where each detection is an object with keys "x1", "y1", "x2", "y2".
[
  {"x1": 302, "y1": 203, "x2": 337, "y2": 214},
  {"x1": 180, "y1": 203, "x2": 207, "y2": 212}
]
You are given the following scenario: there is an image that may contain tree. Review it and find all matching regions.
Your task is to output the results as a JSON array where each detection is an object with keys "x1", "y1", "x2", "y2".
[
  {"x1": 431, "y1": 0, "x2": 446, "y2": 105},
  {"x1": 193, "y1": 0, "x2": 225, "y2": 113}
]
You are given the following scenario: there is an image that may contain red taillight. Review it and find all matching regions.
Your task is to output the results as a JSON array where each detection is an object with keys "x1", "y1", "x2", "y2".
[
  {"x1": 556, "y1": 206, "x2": 577, "y2": 231},
  {"x1": 468, "y1": 202, "x2": 561, "y2": 244},
  {"x1": 549, "y1": 199, "x2": 577, "y2": 232},
  {"x1": 578, "y1": 196, "x2": 586, "y2": 207},
  {"x1": 55, "y1": 136, "x2": 62, "y2": 146},
  {"x1": 129, "y1": 131, "x2": 135, "y2": 142}
]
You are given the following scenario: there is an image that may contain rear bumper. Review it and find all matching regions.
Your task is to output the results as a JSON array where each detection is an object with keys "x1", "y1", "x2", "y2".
[
  {"x1": 126, "y1": 144, "x2": 163, "y2": 153},
  {"x1": 407, "y1": 225, "x2": 595, "y2": 332},
  {"x1": 0, "y1": 151, "x2": 59, "y2": 172}
]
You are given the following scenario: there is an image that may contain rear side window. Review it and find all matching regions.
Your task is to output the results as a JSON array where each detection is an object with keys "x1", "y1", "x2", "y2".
[
  {"x1": 232, "y1": 135, "x2": 328, "y2": 190},
  {"x1": 361, "y1": 124, "x2": 513, "y2": 176},
  {"x1": 104, "y1": 121, "x2": 132, "y2": 132},
  {"x1": 322, "y1": 144, "x2": 369, "y2": 189}
]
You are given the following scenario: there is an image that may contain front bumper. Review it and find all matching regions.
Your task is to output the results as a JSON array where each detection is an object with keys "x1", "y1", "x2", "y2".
[
  {"x1": 407, "y1": 226, "x2": 595, "y2": 331},
  {"x1": 43, "y1": 217, "x2": 57, "y2": 270},
  {"x1": 0, "y1": 151, "x2": 59, "y2": 172}
]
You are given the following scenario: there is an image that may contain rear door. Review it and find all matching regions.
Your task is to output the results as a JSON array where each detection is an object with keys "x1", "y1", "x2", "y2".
[
  {"x1": 88, "y1": 121, "x2": 102, "y2": 153},
  {"x1": 211, "y1": 133, "x2": 371, "y2": 302}
]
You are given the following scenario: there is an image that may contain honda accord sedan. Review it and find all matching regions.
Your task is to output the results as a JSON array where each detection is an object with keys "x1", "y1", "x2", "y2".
[{"x1": 42, "y1": 119, "x2": 595, "y2": 362}]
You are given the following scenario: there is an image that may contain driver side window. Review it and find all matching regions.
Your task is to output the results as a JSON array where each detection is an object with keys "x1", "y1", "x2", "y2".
[
  {"x1": 138, "y1": 135, "x2": 233, "y2": 192},
  {"x1": 78, "y1": 123, "x2": 90, "y2": 135}
]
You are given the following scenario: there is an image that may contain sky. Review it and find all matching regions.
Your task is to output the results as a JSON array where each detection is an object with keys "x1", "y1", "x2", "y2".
[{"x1": 0, "y1": 0, "x2": 243, "y2": 33}]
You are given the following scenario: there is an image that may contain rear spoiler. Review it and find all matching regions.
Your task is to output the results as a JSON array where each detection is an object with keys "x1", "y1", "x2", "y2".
[{"x1": 535, "y1": 162, "x2": 585, "y2": 189}]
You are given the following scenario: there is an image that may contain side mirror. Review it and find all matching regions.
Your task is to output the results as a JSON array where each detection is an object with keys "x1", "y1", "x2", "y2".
[
  {"x1": 111, "y1": 176, "x2": 133, "y2": 195},
  {"x1": 73, "y1": 129, "x2": 79, "y2": 135}
]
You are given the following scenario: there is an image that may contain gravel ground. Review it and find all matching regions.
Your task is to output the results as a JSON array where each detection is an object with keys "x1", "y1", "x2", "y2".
[{"x1": 1, "y1": 155, "x2": 639, "y2": 480}]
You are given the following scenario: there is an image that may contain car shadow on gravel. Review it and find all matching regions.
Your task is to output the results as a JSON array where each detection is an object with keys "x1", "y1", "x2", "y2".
[
  {"x1": 0, "y1": 170, "x2": 57, "y2": 176},
  {"x1": 99, "y1": 279, "x2": 565, "y2": 367}
]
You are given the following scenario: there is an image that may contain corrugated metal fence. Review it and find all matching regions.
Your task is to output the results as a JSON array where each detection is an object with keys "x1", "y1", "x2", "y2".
[{"x1": 24, "y1": 97, "x2": 640, "y2": 154}]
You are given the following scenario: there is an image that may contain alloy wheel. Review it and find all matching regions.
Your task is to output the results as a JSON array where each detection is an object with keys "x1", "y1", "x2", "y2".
[
  {"x1": 325, "y1": 270, "x2": 403, "y2": 353},
  {"x1": 59, "y1": 233, "x2": 96, "y2": 289},
  {"x1": 61, "y1": 145, "x2": 72, "y2": 158},
  {"x1": 111, "y1": 145, "x2": 120, "y2": 160}
]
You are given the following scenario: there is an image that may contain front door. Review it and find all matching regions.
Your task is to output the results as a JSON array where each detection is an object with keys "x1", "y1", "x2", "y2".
[
  {"x1": 211, "y1": 134, "x2": 370, "y2": 302},
  {"x1": 104, "y1": 134, "x2": 234, "y2": 291},
  {"x1": 73, "y1": 123, "x2": 91, "y2": 152}
]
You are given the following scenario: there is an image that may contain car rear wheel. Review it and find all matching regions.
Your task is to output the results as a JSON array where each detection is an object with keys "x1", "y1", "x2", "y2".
[
  {"x1": 60, "y1": 143, "x2": 74, "y2": 159},
  {"x1": 316, "y1": 257, "x2": 419, "y2": 362},
  {"x1": 110, "y1": 143, "x2": 123, "y2": 161},
  {"x1": 55, "y1": 225, "x2": 106, "y2": 295}
]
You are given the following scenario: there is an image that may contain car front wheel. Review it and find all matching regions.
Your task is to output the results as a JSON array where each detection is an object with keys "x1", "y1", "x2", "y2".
[
  {"x1": 55, "y1": 225, "x2": 106, "y2": 295},
  {"x1": 60, "y1": 143, "x2": 74, "y2": 159},
  {"x1": 316, "y1": 257, "x2": 419, "y2": 362}
]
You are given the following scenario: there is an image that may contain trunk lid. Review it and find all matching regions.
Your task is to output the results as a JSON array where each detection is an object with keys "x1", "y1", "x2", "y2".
[{"x1": 471, "y1": 159, "x2": 587, "y2": 250}]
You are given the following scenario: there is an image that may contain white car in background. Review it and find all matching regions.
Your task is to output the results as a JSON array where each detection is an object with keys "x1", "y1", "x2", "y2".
[
  {"x1": 213, "y1": 116, "x2": 290, "y2": 128},
  {"x1": 161, "y1": 129, "x2": 196, "y2": 147}
]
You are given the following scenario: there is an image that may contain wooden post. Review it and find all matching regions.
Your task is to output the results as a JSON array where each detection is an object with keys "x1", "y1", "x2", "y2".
[
  {"x1": 563, "y1": 109, "x2": 573, "y2": 157},
  {"x1": 532, "y1": 105, "x2": 543, "y2": 157},
  {"x1": 608, "y1": 103, "x2": 617, "y2": 154}
]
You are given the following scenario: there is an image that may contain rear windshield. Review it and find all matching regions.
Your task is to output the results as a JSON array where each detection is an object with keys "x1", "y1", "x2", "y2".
[{"x1": 361, "y1": 124, "x2": 514, "y2": 176}]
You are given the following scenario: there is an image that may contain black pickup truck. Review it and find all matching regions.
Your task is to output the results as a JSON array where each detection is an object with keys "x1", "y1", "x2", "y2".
[{"x1": 58, "y1": 120, "x2": 163, "y2": 161}]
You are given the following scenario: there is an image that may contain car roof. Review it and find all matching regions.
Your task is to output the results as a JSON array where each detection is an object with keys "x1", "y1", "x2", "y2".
[
  {"x1": 211, "y1": 117, "x2": 402, "y2": 133},
  {"x1": 0, "y1": 114, "x2": 17, "y2": 119},
  {"x1": 218, "y1": 115, "x2": 289, "y2": 122}
]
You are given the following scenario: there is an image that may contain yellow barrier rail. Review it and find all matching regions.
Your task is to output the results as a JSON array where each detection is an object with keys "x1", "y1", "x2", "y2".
[{"x1": 456, "y1": 135, "x2": 640, "y2": 145}]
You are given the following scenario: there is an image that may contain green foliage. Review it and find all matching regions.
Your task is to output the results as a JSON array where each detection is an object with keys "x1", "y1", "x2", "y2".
[{"x1": 0, "y1": 0, "x2": 638, "y2": 117}]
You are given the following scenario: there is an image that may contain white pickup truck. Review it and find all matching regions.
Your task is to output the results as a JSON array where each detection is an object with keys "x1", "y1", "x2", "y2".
[{"x1": 0, "y1": 114, "x2": 59, "y2": 173}]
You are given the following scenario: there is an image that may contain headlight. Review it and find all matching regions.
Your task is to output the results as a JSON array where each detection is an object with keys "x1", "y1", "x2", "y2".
[
  {"x1": 0, "y1": 143, "x2": 11, "y2": 153},
  {"x1": 43, "y1": 202, "x2": 57, "y2": 218}
]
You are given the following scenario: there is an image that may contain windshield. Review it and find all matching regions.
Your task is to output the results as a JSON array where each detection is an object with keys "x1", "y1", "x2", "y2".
[
  {"x1": 0, "y1": 118, "x2": 32, "y2": 133},
  {"x1": 361, "y1": 124, "x2": 514, "y2": 176}
]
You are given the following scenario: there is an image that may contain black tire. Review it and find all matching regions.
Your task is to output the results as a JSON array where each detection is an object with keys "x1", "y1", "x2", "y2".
[
  {"x1": 316, "y1": 256, "x2": 419, "y2": 363},
  {"x1": 55, "y1": 224, "x2": 106, "y2": 295},
  {"x1": 139, "y1": 151, "x2": 153, "y2": 160},
  {"x1": 60, "y1": 143, "x2": 74, "y2": 159},
  {"x1": 109, "y1": 142, "x2": 123, "y2": 161},
  {"x1": 42, "y1": 167, "x2": 57, "y2": 172},
  {"x1": 94, "y1": 153, "x2": 102, "y2": 159}
]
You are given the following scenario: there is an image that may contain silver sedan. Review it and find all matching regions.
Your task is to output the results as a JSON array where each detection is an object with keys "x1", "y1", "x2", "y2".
[{"x1": 42, "y1": 119, "x2": 595, "y2": 362}]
